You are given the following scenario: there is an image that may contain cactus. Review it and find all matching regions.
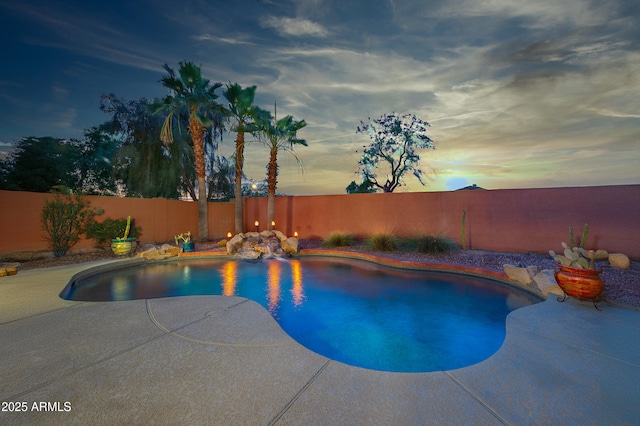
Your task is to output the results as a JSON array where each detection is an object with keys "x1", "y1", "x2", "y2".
[
  {"x1": 549, "y1": 224, "x2": 607, "y2": 269},
  {"x1": 579, "y1": 223, "x2": 588, "y2": 248},
  {"x1": 122, "y1": 215, "x2": 131, "y2": 240},
  {"x1": 569, "y1": 227, "x2": 575, "y2": 250}
]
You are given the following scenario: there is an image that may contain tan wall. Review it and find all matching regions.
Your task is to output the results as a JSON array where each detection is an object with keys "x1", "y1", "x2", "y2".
[
  {"x1": 244, "y1": 185, "x2": 640, "y2": 258},
  {"x1": 0, "y1": 190, "x2": 234, "y2": 253},
  {"x1": 1, "y1": 185, "x2": 638, "y2": 258}
]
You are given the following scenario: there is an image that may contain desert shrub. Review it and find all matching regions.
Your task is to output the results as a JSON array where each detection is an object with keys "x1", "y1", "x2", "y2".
[
  {"x1": 85, "y1": 217, "x2": 142, "y2": 248},
  {"x1": 414, "y1": 234, "x2": 458, "y2": 254},
  {"x1": 323, "y1": 232, "x2": 355, "y2": 247},
  {"x1": 40, "y1": 194, "x2": 100, "y2": 257},
  {"x1": 366, "y1": 232, "x2": 398, "y2": 251}
]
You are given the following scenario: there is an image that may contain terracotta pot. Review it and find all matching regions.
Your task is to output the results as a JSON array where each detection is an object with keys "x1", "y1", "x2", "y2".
[
  {"x1": 554, "y1": 264, "x2": 604, "y2": 300},
  {"x1": 111, "y1": 238, "x2": 137, "y2": 256}
]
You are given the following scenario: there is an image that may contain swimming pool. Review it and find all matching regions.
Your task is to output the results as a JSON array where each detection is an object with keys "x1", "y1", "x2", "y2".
[{"x1": 62, "y1": 257, "x2": 540, "y2": 372}]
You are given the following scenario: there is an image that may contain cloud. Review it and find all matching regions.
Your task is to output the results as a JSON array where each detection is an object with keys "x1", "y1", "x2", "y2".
[
  {"x1": 193, "y1": 34, "x2": 255, "y2": 46},
  {"x1": 260, "y1": 15, "x2": 329, "y2": 37},
  {"x1": 436, "y1": 0, "x2": 618, "y2": 28}
]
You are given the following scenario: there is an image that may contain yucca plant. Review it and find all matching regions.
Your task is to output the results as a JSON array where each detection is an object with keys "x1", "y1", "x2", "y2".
[
  {"x1": 323, "y1": 232, "x2": 355, "y2": 248},
  {"x1": 415, "y1": 234, "x2": 458, "y2": 254},
  {"x1": 367, "y1": 232, "x2": 398, "y2": 251}
]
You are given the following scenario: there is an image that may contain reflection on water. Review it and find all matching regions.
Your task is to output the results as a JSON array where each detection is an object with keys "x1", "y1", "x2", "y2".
[
  {"x1": 110, "y1": 276, "x2": 132, "y2": 301},
  {"x1": 267, "y1": 261, "x2": 282, "y2": 314},
  {"x1": 218, "y1": 260, "x2": 300, "y2": 311},
  {"x1": 220, "y1": 261, "x2": 237, "y2": 296},
  {"x1": 290, "y1": 260, "x2": 305, "y2": 307}
]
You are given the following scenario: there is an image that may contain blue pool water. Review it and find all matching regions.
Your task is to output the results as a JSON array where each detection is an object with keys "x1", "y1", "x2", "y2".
[{"x1": 63, "y1": 257, "x2": 540, "y2": 372}]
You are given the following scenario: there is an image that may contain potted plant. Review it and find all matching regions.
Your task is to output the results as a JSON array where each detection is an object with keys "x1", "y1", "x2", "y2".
[
  {"x1": 111, "y1": 216, "x2": 137, "y2": 255},
  {"x1": 549, "y1": 224, "x2": 608, "y2": 302},
  {"x1": 175, "y1": 231, "x2": 194, "y2": 252}
]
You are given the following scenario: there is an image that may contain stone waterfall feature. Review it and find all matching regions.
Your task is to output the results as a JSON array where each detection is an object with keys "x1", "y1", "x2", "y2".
[{"x1": 226, "y1": 230, "x2": 299, "y2": 259}]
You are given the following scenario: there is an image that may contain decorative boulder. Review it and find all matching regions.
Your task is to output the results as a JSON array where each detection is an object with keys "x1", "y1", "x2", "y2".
[
  {"x1": 503, "y1": 264, "x2": 541, "y2": 285},
  {"x1": 161, "y1": 244, "x2": 182, "y2": 257},
  {"x1": 273, "y1": 230, "x2": 287, "y2": 242},
  {"x1": 226, "y1": 234, "x2": 244, "y2": 255},
  {"x1": 533, "y1": 270, "x2": 564, "y2": 297},
  {"x1": 0, "y1": 264, "x2": 19, "y2": 277},
  {"x1": 609, "y1": 253, "x2": 630, "y2": 269},
  {"x1": 240, "y1": 250, "x2": 261, "y2": 260},
  {"x1": 260, "y1": 230, "x2": 275, "y2": 238},
  {"x1": 281, "y1": 237, "x2": 299, "y2": 255},
  {"x1": 137, "y1": 244, "x2": 181, "y2": 260}
]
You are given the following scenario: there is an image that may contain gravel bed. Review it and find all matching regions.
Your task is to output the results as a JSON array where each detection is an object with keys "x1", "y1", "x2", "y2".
[{"x1": 10, "y1": 240, "x2": 639, "y2": 309}]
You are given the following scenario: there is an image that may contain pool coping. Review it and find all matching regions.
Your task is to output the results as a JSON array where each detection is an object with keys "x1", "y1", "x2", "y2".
[{"x1": 1, "y1": 254, "x2": 639, "y2": 424}]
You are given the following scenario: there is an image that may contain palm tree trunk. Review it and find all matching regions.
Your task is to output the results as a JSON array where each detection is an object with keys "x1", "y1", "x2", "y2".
[
  {"x1": 267, "y1": 147, "x2": 278, "y2": 230},
  {"x1": 189, "y1": 116, "x2": 208, "y2": 241},
  {"x1": 234, "y1": 131, "x2": 245, "y2": 234}
]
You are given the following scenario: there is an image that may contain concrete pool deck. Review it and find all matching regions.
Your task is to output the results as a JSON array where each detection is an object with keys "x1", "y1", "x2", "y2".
[{"x1": 1, "y1": 259, "x2": 639, "y2": 425}]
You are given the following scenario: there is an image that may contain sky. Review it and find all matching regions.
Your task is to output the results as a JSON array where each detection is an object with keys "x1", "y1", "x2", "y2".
[{"x1": 1, "y1": 0, "x2": 639, "y2": 195}]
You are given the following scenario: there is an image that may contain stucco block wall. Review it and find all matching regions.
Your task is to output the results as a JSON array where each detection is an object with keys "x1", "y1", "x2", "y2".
[
  {"x1": 0, "y1": 191, "x2": 234, "y2": 253},
  {"x1": 244, "y1": 185, "x2": 640, "y2": 258},
  {"x1": 1, "y1": 185, "x2": 638, "y2": 258}
]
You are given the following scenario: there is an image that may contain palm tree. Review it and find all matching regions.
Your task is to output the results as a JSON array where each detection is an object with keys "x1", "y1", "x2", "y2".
[
  {"x1": 257, "y1": 104, "x2": 307, "y2": 230},
  {"x1": 150, "y1": 61, "x2": 223, "y2": 241},
  {"x1": 222, "y1": 83, "x2": 268, "y2": 234}
]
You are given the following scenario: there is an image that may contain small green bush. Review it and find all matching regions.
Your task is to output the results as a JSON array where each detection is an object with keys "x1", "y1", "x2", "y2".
[
  {"x1": 40, "y1": 194, "x2": 100, "y2": 257},
  {"x1": 323, "y1": 232, "x2": 354, "y2": 247},
  {"x1": 85, "y1": 217, "x2": 141, "y2": 248},
  {"x1": 367, "y1": 232, "x2": 398, "y2": 251},
  {"x1": 415, "y1": 234, "x2": 458, "y2": 254}
]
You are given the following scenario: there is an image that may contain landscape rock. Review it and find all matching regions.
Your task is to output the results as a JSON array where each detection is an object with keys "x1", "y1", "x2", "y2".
[
  {"x1": 239, "y1": 250, "x2": 262, "y2": 260},
  {"x1": 503, "y1": 264, "x2": 541, "y2": 285},
  {"x1": 137, "y1": 244, "x2": 181, "y2": 260},
  {"x1": 273, "y1": 230, "x2": 287, "y2": 242},
  {"x1": 226, "y1": 234, "x2": 245, "y2": 255},
  {"x1": 0, "y1": 251, "x2": 53, "y2": 262},
  {"x1": 0, "y1": 265, "x2": 18, "y2": 277},
  {"x1": 533, "y1": 269, "x2": 564, "y2": 297},
  {"x1": 161, "y1": 244, "x2": 182, "y2": 257},
  {"x1": 281, "y1": 237, "x2": 299, "y2": 255},
  {"x1": 609, "y1": 253, "x2": 630, "y2": 269},
  {"x1": 260, "y1": 230, "x2": 275, "y2": 238}
]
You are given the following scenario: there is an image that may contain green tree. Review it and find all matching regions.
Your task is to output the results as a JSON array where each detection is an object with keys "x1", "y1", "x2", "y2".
[
  {"x1": 356, "y1": 112, "x2": 435, "y2": 192},
  {"x1": 346, "y1": 178, "x2": 377, "y2": 194},
  {"x1": 222, "y1": 83, "x2": 268, "y2": 233},
  {"x1": 1, "y1": 133, "x2": 117, "y2": 194},
  {"x1": 207, "y1": 155, "x2": 235, "y2": 200},
  {"x1": 102, "y1": 94, "x2": 183, "y2": 199},
  {"x1": 0, "y1": 137, "x2": 77, "y2": 192},
  {"x1": 150, "y1": 62, "x2": 224, "y2": 240},
  {"x1": 256, "y1": 105, "x2": 307, "y2": 230},
  {"x1": 68, "y1": 126, "x2": 119, "y2": 195}
]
